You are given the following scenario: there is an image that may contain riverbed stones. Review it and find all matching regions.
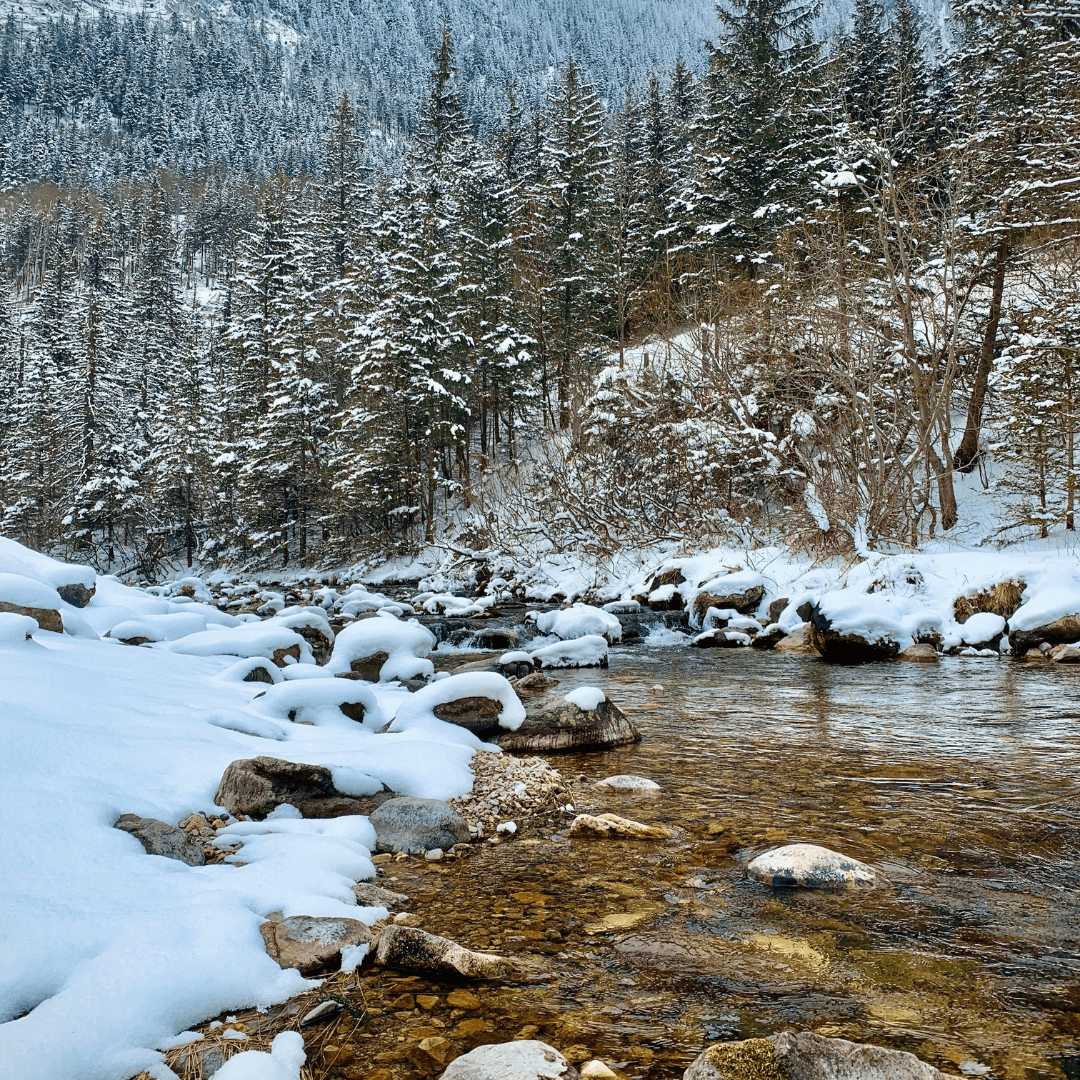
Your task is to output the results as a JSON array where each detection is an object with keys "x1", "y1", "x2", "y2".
[
  {"x1": 374, "y1": 924, "x2": 514, "y2": 979},
  {"x1": 440, "y1": 1041, "x2": 580, "y2": 1080},
  {"x1": 369, "y1": 797, "x2": 471, "y2": 854},
  {"x1": 114, "y1": 814, "x2": 206, "y2": 866},
  {"x1": 683, "y1": 1031, "x2": 949, "y2": 1080},
  {"x1": 260, "y1": 914, "x2": 371, "y2": 976},
  {"x1": 449, "y1": 753, "x2": 564, "y2": 835},
  {"x1": 746, "y1": 843, "x2": 877, "y2": 889},
  {"x1": 493, "y1": 695, "x2": 640, "y2": 752},
  {"x1": 569, "y1": 813, "x2": 674, "y2": 839},
  {"x1": 215, "y1": 756, "x2": 369, "y2": 819},
  {"x1": 898, "y1": 643, "x2": 939, "y2": 663},
  {"x1": 594, "y1": 774, "x2": 661, "y2": 792},
  {"x1": 1009, "y1": 613, "x2": 1080, "y2": 655}
]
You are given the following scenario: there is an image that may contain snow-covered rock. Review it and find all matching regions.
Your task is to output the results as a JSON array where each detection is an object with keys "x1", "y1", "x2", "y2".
[
  {"x1": 259, "y1": 914, "x2": 370, "y2": 976},
  {"x1": 0, "y1": 538, "x2": 96, "y2": 607},
  {"x1": 530, "y1": 635, "x2": 609, "y2": 669},
  {"x1": 248, "y1": 680, "x2": 386, "y2": 729},
  {"x1": 214, "y1": 756, "x2": 366, "y2": 819},
  {"x1": 809, "y1": 592, "x2": 941, "y2": 663},
  {"x1": 327, "y1": 614, "x2": 435, "y2": 681},
  {"x1": 0, "y1": 572, "x2": 65, "y2": 632},
  {"x1": 690, "y1": 571, "x2": 766, "y2": 625},
  {"x1": 745, "y1": 843, "x2": 877, "y2": 889},
  {"x1": 959, "y1": 612, "x2": 1006, "y2": 650},
  {"x1": 534, "y1": 603, "x2": 622, "y2": 643},
  {"x1": 0, "y1": 611, "x2": 39, "y2": 645},
  {"x1": 494, "y1": 692, "x2": 639, "y2": 753},
  {"x1": 391, "y1": 672, "x2": 526, "y2": 734},
  {"x1": 167, "y1": 623, "x2": 314, "y2": 666}
]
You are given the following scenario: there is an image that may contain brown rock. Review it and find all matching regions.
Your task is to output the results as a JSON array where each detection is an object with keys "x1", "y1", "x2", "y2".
[
  {"x1": 374, "y1": 925, "x2": 514, "y2": 979},
  {"x1": 349, "y1": 650, "x2": 391, "y2": 681},
  {"x1": 432, "y1": 695, "x2": 503, "y2": 734},
  {"x1": 898, "y1": 643, "x2": 939, "y2": 663},
  {"x1": 513, "y1": 672, "x2": 559, "y2": 694},
  {"x1": 447, "y1": 989, "x2": 482, "y2": 1010},
  {"x1": 353, "y1": 882, "x2": 410, "y2": 910},
  {"x1": 1049, "y1": 643, "x2": 1080, "y2": 663},
  {"x1": 409, "y1": 1036, "x2": 453, "y2": 1073},
  {"x1": 417, "y1": 994, "x2": 440, "y2": 1010},
  {"x1": 260, "y1": 915, "x2": 370, "y2": 976},
  {"x1": 455, "y1": 1019, "x2": 492, "y2": 1037},
  {"x1": 773, "y1": 624, "x2": 814, "y2": 653},
  {"x1": 57, "y1": 582, "x2": 95, "y2": 608},
  {"x1": 692, "y1": 584, "x2": 765, "y2": 621},
  {"x1": 768, "y1": 598, "x2": 790, "y2": 624},
  {"x1": 494, "y1": 697, "x2": 640, "y2": 753},
  {"x1": 215, "y1": 756, "x2": 367, "y2": 819},
  {"x1": 0, "y1": 602, "x2": 62, "y2": 633},
  {"x1": 271, "y1": 643, "x2": 302, "y2": 667},
  {"x1": 293, "y1": 624, "x2": 333, "y2": 664},
  {"x1": 1009, "y1": 614, "x2": 1080, "y2": 656}
]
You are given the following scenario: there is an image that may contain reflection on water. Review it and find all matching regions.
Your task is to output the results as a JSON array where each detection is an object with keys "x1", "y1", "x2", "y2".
[{"x1": 364, "y1": 649, "x2": 1080, "y2": 1080}]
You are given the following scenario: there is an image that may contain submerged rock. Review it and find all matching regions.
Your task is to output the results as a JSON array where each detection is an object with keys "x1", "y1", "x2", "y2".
[
  {"x1": 684, "y1": 1030, "x2": 949, "y2": 1080},
  {"x1": 375, "y1": 924, "x2": 514, "y2": 979},
  {"x1": 593, "y1": 774, "x2": 661, "y2": 792},
  {"x1": 746, "y1": 843, "x2": 877, "y2": 889},
  {"x1": 494, "y1": 695, "x2": 640, "y2": 752},
  {"x1": 114, "y1": 814, "x2": 206, "y2": 866},
  {"x1": 260, "y1": 914, "x2": 370, "y2": 976},
  {"x1": 440, "y1": 1040, "x2": 580, "y2": 1079},
  {"x1": 569, "y1": 812, "x2": 673, "y2": 839},
  {"x1": 369, "y1": 797, "x2": 471, "y2": 854}
]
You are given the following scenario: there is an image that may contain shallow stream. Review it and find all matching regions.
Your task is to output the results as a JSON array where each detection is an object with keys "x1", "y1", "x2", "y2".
[{"x1": 360, "y1": 647, "x2": 1080, "y2": 1080}]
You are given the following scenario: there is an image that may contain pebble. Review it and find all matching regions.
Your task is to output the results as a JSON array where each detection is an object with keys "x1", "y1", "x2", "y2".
[{"x1": 425, "y1": 848, "x2": 444, "y2": 861}]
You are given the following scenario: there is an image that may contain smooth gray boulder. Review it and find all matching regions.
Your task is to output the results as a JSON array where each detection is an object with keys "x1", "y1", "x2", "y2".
[
  {"x1": 368, "y1": 797, "x2": 470, "y2": 854},
  {"x1": 684, "y1": 1030, "x2": 951, "y2": 1080},
  {"x1": 746, "y1": 843, "x2": 877, "y2": 889},
  {"x1": 260, "y1": 914, "x2": 370, "y2": 976},
  {"x1": 114, "y1": 814, "x2": 205, "y2": 866},
  {"x1": 440, "y1": 1041, "x2": 580, "y2": 1080},
  {"x1": 375, "y1": 924, "x2": 513, "y2": 979},
  {"x1": 593, "y1": 774, "x2": 661, "y2": 792}
]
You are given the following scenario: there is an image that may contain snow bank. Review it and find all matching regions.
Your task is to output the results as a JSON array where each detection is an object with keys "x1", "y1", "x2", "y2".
[
  {"x1": 248, "y1": 680, "x2": 387, "y2": 731},
  {"x1": 815, "y1": 591, "x2": 941, "y2": 650},
  {"x1": 166, "y1": 623, "x2": 314, "y2": 664},
  {"x1": 533, "y1": 603, "x2": 622, "y2": 642},
  {"x1": 327, "y1": 615, "x2": 436, "y2": 681},
  {"x1": 0, "y1": 572, "x2": 63, "y2": 610},
  {"x1": 0, "y1": 538, "x2": 95, "y2": 591},
  {"x1": 393, "y1": 672, "x2": 526, "y2": 731},
  {"x1": 530, "y1": 635, "x2": 609, "y2": 668}
]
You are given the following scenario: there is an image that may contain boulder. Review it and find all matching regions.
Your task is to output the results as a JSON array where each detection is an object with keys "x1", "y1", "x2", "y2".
[
  {"x1": 774, "y1": 624, "x2": 815, "y2": 653},
  {"x1": 56, "y1": 582, "x2": 95, "y2": 608},
  {"x1": 114, "y1": 814, "x2": 206, "y2": 866},
  {"x1": 568, "y1": 813, "x2": 673, "y2": 840},
  {"x1": 768, "y1": 598, "x2": 790, "y2": 624},
  {"x1": 693, "y1": 584, "x2": 765, "y2": 622},
  {"x1": 512, "y1": 672, "x2": 560, "y2": 694},
  {"x1": 751, "y1": 624, "x2": 787, "y2": 650},
  {"x1": 342, "y1": 649, "x2": 390, "y2": 681},
  {"x1": 493, "y1": 696, "x2": 640, "y2": 752},
  {"x1": 1049, "y1": 643, "x2": 1080, "y2": 663},
  {"x1": 215, "y1": 756, "x2": 370, "y2": 819},
  {"x1": 293, "y1": 624, "x2": 333, "y2": 664},
  {"x1": 353, "y1": 881, "x2": 410, "y2": 910},
  {"x1": 0, "y1": 601, "x2": 62, "y2": 633},
  {"x1": 260, "y1": 914, "x2": 370, "y2": 976},
  {"x1": 593, "y1": 775, "x2": 661, "y2": 793},
  {"x1": 432, "y1": 695, "x2": 504, "y2": 734},
  {"x1": 270, "y1": 643, "x2": 302, "y2": 667},
  {"x1": 898, "y1": 643, "x2": 939, "y2": 663},
  {"x1": 746, "y1": 843, "x2": 877, "y2": 889},
  {"x1": 691, "y1": 629, "x2": 751, "y2": 648},
  {"x1": 471, "y1": 629, "x2": 518, "y2": 651},
  {"x1": 368, "y1": 797, "x2": 471, "y2": 854},
  {"x1": 809, "y1": 606, "x2": 898, "y2": 664},
  {"x1": 440, "y1": 1041, "x2": 580, "y2": 1080},
  {"x1": 374, "y1": 924, "x2": 514, "y2": 979},
  {"x1": 684, "y1": 1031, "x2": 950, "y2": 1080},
  {"x1": 1009, "y1": 614, "x2": 1080, "y2": 656}
]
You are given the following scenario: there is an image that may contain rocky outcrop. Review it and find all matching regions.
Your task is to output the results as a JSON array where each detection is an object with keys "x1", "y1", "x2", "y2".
[
  {"x1": 368, "y1": 797, "x2": 471, "y2": 854},
  {"x1": 809, "y1": 606, "x2": 898, "y2": 664},
  {"x1": 374, "y1": 924, "x2": 514, "y2": 979},
  {"x1": 214, "y1": 756, "x2": 371, "y2": 819},
  {"x1": 568, "y1": 813, "x2": 673, "y2": 839},
  {"x1": 114, "y1": 814, "x2": 206, "y2": 866},
  {"x1": 1008, "y1": 614, "x2": 1080, "y2": 656},
  {"x1": 693, "y1": 584, "x2": 765, "y2": 622},
  {"x1": 0, "y1": 602, "x2": 62, "y2": 633},
  {"x1": 440, "y1": 1041, "x2": 581, "y2": 1080},
  {"x1": 684, "y1": 1031, "x2": 950, "y2": 1080},
  {"x1": 493, "y1": 695, "x2": 640, "y2": 752},
  {"x1": 745, "y1": 843, "x2": 877, "y2": 889},
  {"x1": 260, "y1": 914, "x2": 370, "y2": 976}
]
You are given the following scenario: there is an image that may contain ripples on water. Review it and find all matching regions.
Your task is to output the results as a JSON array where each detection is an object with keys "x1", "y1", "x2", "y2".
[{"x1": 362, "y1": 649, "x2": 1080, "y2": 1080}]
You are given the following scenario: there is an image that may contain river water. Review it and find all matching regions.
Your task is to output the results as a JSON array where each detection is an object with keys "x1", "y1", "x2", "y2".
[{"x1": 363, "y1": 647, "x2": 1080, "y2": 1080}]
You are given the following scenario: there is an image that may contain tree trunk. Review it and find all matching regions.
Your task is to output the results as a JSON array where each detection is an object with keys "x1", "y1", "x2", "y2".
[{"x1": 954, "y1": 243, "x2": 1009, "y2": 473}]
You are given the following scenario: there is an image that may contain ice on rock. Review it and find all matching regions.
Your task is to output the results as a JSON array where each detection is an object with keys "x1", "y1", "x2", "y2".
[
  {"x1": 563, "y1": 686, "x2": 606, "y2": 711},
  {"x1": 326, "y1": 615, "x2": 435, "y2": 681},
  {"x1": 211, "y1": 1031, "x2": 306, "y2": 1080},
  {"x1": 534, "y1": 603, "x2": 622, "y2": 642}
]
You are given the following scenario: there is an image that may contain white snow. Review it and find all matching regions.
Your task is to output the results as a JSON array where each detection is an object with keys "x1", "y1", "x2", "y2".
[
  {"x1": 166, "y1": 623, "x2": 314, "y2": 664},
  {"x1": 212, "y1": 1031, "x2": 306, "y2": 1080},
  {"x1": 247, "y1": 680, "x2": 388, "y2": 731},
  {"x1": 0, "y1": 612, "x2": 39, "y2": 645},
  {"x1": 0, "y1": 538, "x2": 95, "y2": 590},
  {"x1": 530, "y1": 635, "x2": 609, "y2": 668},
  {"x1": 814, "y1": 590, "x2": 941, "y2": 651},
  {"x1": 0, "y1": 572, "x2": 63, "y2": 610},
  {"x1": 326, "y1": 616, "x2": 435, "y2": 681},
  {"x1": 564, "y1": 686, "x2": 606, "y2": 711},
  {"x1": 533, "y1": 603, "x2": 622, "y2": 642},
  {"x1": 392, "y1": 672, "x2": 526, "y2": 731},
  {"x1": 960, "y1": 612, "x2": 1007, "y2": 644}
]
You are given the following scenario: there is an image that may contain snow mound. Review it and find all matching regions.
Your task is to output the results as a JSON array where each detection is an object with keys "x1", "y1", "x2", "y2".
[
  {"x1": 393, "y1": 672, "x2": 526, "y2": 731},
  {"x1": 815, "y1": 590, "x2": 941, "y2": 651},
  {"x1": 214, "y1": 657, "x2": 284, "y2": 685},
  {"x1": 0, "y1": 572, "x2": 62, "y2": 610},
  {"x1": 212, "y1": 1030, "x2": 306, "y2": 1080},
  {"x1": 0, "y1": 612, "x2": 39, "y2": 645},
  {"x1": 0, "y1": 538, "x2": 95, "y2": 591},
  {"x1": 564, "y1": 686, "x2": 606, "y2": 711},
  {"x1": 530, "y1": 635, "x2": 609, "y2": 668},
  {"x1": 960, "y1": 612, "x2": 1006, "y2": 644},
  {"x1": 327, "y1": 616, "x2": 435, "y2": 681},
  {"x1": 166, "y1": 623, "x2": 314, "y2": 664},
  {"x1": 534, "y1": 603, "x2": 622, "y2": 642},
  {"x1": 109, "y1": 612, "x2": 211, "y2": 643},
  {"x1": 249, "y1": 680, "x2": 387, "y2": 730}
]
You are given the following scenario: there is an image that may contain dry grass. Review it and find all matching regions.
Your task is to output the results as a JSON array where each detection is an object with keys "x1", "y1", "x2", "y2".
[{"x1": 953, "y1": 579, "x2": 1026, "y2": 623}]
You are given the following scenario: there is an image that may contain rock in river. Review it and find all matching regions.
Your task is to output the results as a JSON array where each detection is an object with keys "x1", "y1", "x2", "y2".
[
  {"x1": 569, "y1": 813, "x2": 673, "y2": 839},
  {"x1": 593, "y1": 774, "x2": 661, "y2": 792},
  {"x1": 369, "y1": 797, "x2": 471, "y2": 854},
  {"x1": 746, "y1": 843, "x2": 877, "y2": 889},
  {"x1": 375, "y1": 924, "x2": 514, "y2": 979},
  {"x1": 684, "y1": 1030, "x2": 949, "y2": 1080},
  {"x1": 440, "y1": 1041, "x2": 580, "y2": 1080},
  {"x1": 898, "y1": 643, "x2": 939, "y2": 663},
  {"x1": 260, "y1": 914, "x2": 371, "y2": 976},
  {"x1": 493, "y1": 694, "x2": 640, "y2": 752},
  {"x1": 114, "y1": 814, "x2": 206, "y2": 866}
]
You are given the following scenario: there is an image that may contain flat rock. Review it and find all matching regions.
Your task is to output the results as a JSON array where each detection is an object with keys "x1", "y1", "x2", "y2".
[
  {"x1": 353, "y1": 881, "x2": 410, "y2": 910},
  {"x1": 898, "y1": 643, "x2": 939, "y2": 663},
  {"x1": 684, "y1": 1030, "x2": 950, "y2": 1080},
  {"x1": 440, "y1": 1040, "x2": 580, "y2": 1080},
  {"x1": 215, "y1": 756, "x2": 369, "y2": 819},
  {"x1": 369, "y1": 797, "x2": 471, "y2": 854},
  {"x1": 569, "y1": 812, "x2": 673, "y2": 839},
  {"x1": 375, "y1": 924, "x2": 514, "y2": 979},
  {"x1": 114, "y1": 814, "x2": 205, "y2": 866},
  {"x1": 260, "y1": 914, "x2": 371, "y2": 976},
  {"x1": 494, "y1": 696, "x2": 640, "y2": 752},
  {"x1": 746, "y1": 843, "x2": 877, "y2": 889},
  {"x1": 593, "y1": 774, "x2": 661, "y2": 792}
]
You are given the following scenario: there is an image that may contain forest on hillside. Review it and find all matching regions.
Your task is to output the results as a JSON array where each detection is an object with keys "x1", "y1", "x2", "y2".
[{"x1": 0, "y1": 0, "x2": 1077, "y2": 572}]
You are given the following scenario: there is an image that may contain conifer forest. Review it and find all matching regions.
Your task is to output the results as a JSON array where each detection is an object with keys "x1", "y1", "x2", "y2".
[{"x1": 0, "y1": 0, "x2": 1077, "y2": 571}]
